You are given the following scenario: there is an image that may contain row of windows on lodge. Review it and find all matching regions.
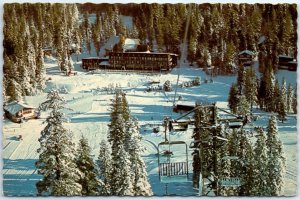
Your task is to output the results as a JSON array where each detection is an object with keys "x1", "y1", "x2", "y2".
[
  {"x1": 110, "y1": 55, "x2": 170, "y2": 62},
  {"x1": 111, "y1": 59, "x2": 170, "y2": 65}
]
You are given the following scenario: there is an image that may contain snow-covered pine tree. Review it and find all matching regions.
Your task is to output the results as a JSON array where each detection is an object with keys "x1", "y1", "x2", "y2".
[
  {"x1": 253, "y1": 127, "x2": 268, "y2": 196},
  {"x1": 264, "y1": 67, "x2": 275, "y2": 112},
  {"x1": 36, "y1": 90, "x2": 82, "y2": 196},
  {"x1": 126, "y1": 118, "x2": 153, "y2": 196},
  {"x1": 76, "y1": 136, "x2": 102, "y2": 196},
  {"x1": 277, "y1": 79, "x2": 287, "y2": 122},
  {"x1": 163, "y1": 80, "x2": 172, "y2": 92},
  {"x1": 228, "y1": 83, "x2": 239, "y2": 114},
  {"x1": 277, "y1": 95, "x2": 287, "y2": 123},
  {"x1": 238, "y1": 131, "x2": 255, "y2": 196},
  {"x1": 258, "y1": 74, "x2": 267, "y2": 110},
  {"x1": 110, "y1": 141, "x2": 134, "y2": 196},
  {"x1": 98, "y1": 140, "x2": 112, "y2": 195},
  {"x1": 286, "y1": 84, "x2": 294, "y2": 113},
  {"x1": 236, "y1": 95, "x2": 250, "y2": 116},
  {"x1": 292, "y1": 86, "x2": 297, "y2": 114},
  {"x1": 273, "y1": 79, "x2": 281, "y2": 113},
  {"x1": 237, "y1": 65, "x2": 245, "y2": 95},
  {"x1": 244, "y1": 67, "x2": 257, "y2": 111},
  {"x1": 108, "y1": 93, "x2": 134, "y2": 196},
  {"x1": 281, "y1": 78, "x2": 287, "y2": 111},
  {"x1": 265, "y1": 115, "x2": 286, "y2": 196}
]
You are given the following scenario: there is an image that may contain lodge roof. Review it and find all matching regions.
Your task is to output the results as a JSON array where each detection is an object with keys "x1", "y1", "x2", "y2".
[
  {"x1": 4, "y1": 101, "x2": 35, "y2": 115},
  {"x1": 238, "y1": 50, "x2": 255, "y2": 56},
  {"x1": 123, "y1": 38, "x2": 140, "y2": 51}
]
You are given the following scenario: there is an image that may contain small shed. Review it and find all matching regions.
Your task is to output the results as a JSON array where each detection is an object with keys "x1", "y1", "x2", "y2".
[
  {"x1": 278, "y1": 55, "x2": 295, "y2": 70},
  {"x1": 4, "y1": 101, "x2": 38, "y2": 123},
  {"x1": 238, "y1": 50, "x2": 255, "y2": 64}
]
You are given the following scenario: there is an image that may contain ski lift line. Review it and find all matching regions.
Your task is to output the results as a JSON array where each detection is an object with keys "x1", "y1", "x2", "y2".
[
  {"x1": 217, "y1": 107, "x2": 240, "y2": 118},
  {"x1": 141, "y1": 138, "x2": 159, "y2": 152},
  {"x1": 172, "y1": 5, "x2": 192, "y2": 106}
]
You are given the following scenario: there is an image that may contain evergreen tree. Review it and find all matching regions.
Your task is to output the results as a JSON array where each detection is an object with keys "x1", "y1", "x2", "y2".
[
  {"x1": 258, "y1": 74, "x2": 267, "y2": 110},
  {"x1": 244, "y1": 68, "x2": 257, "y2": 111},
  {"x1": 98, "y1": 140, "x2": 112, "y2": 195},
  {"x1": 286, "y1": 84, "x2": 294, "y2": 113},
  {"x1": 238, "y1": 131, "x2": 255, "y2": 196},
  {"x1": 236, "y1": 95, "x2": 250, "y2": 116},
  {"x1": 126, "y1": 119, "x2": 153, "y2": 196},
  {"x1": 253, "y1": 127, "x2": 268, "y2": 195},
  {"x1": 36, "y1": 90, "x2": 82, "y2": 196},
  {"x1": 108, "y1": 93, "x2": 134, "y2": 196},
  {"x1": 277, "y1": 79, "x2": 287, "y2": 122},
  {"x1": 278, "y1": 96, "x2": 287, "y2": 123},
  {"x1": 292, "y1": 87, "x2": 297, "y2": 114},
  {"x1": 237, "y1": 65, "x2": 245, "y2": 95},
  {"x1": 265, "y1": 115, "x2": 286, "y2": 196},
  {"x1": 76, "y1": 136, "x2": 102, "y2": 196},
  {"x1": 264, "y1": 67, "x2": 275, "y2": 112},
  {"x1": 228, "y1": 83, "x2": 239, "y2": 114},
  {"x1": 273, "y1": 79, "x2": 281, "y2": 112},
  {"x1": 110, "y1": 142, "x2": 134, "y2": 196},
  {"x1": 163, "y1": 80, "x2": 172, "y2": 92}
]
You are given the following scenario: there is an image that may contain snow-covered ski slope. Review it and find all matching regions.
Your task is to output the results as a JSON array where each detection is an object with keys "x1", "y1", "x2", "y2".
[
  {"x1": 2, "y1": 49, "x2": 297, "y2": 196},
  {"x1": 2, "y1": 15, "x2": 297, "y2": 197}
]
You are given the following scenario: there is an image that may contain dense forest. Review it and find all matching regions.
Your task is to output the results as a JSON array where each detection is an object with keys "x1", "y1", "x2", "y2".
[{"x1": 3, "y1": 3, "x2": 297, "y2": 101}]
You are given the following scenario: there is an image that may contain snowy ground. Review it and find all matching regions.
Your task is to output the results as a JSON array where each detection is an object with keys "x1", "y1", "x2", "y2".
[{"x1": 2, "y1": 52, "x2": 297, "y2": 196}]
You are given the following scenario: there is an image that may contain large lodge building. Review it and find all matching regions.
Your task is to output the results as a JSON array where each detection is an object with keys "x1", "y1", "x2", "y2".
[
  {"x1": 82, "y1": 52, "x2": 178, "y2": 72},
  {"x1": 82, "y1": 37, "x2": 178, "y2": 72},
  {"x1": 109, "y1": 52, "x2": 178, "y2": 72}
]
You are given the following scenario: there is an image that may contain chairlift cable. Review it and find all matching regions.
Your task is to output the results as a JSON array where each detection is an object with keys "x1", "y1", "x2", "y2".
[{"x1": 172, "y1": 5, "x2": 192, "y2": 106}]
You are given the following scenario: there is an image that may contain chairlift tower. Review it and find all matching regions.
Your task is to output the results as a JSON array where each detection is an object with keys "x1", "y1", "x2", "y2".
[{"x1": 164, "y1": 102, "x2": 247, "y2": 196}]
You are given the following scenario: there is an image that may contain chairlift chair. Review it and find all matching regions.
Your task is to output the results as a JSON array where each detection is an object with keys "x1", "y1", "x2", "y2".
[{"x1": 158, "y1": 141, "x2": 189, "y2": 183}]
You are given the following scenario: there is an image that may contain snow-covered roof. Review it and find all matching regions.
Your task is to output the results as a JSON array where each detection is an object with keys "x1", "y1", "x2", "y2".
[
  {"x1": 238, "y1": 50, "x2": 255, "y2": 56},
  {"x1": 258, "y1": 36, "x2": 267, "y2": 45},
  {"x1": 82, "y1": 57, "x2": 101, "y2": 59},
  {"x1": 123, "y1": 38, "x2": 140, "y2": 51},
  {"x1": 4, "y1": 101, "x2": 35, "y2": 115},
  {"x1": 278, "y1": 55, "x2": 294, "y2": 59},
  {"x1": 100, "y1": 61, "x2": 110, "y2": 66}
]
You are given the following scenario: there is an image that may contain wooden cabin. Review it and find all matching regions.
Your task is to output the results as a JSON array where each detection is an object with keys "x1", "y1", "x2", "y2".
[
  {"x1": 4, "y1": 101, "x2": 38, "y2": 123},
  {"x1": 278, "y1": 55, "x2": 297, "y2": 71},
  {"x1": 278, "y1": 55, "x2": 293, "y2": 69},
  {"x1": 108, "y1": 52, "x2": 177, "y2": 72},
  {"x1": 238, "y1": 50, "x2": 255, "y2": 64}
]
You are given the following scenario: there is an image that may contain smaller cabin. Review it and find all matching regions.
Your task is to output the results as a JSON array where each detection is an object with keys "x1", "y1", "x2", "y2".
[
  {"x1": 4, "y1": 101, "x2": 38, "y2": 123},
  {"x1": 238, "y1": 50, "x2": 255, "y2": 64},
  {"x1": 278, "y1": 55, "x2": 296, "y2": 71}
]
